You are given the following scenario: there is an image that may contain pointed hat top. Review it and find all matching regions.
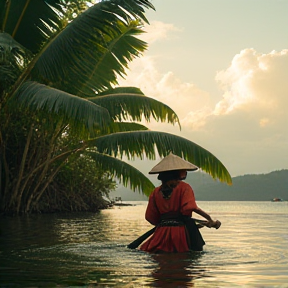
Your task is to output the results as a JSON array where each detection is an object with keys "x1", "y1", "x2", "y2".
[{"x1": 149, "y1": 152, "x2": 198, "y2": 174}]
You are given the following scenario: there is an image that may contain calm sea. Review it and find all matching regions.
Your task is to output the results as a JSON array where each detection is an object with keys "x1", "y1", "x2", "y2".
[{"x1": 0, "y1": 201, "x2": 288, "y2": 288}]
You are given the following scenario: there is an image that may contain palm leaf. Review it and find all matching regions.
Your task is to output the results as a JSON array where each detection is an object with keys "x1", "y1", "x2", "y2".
[
  {"x1": 0, "y1": 0, "x2": 69, "y2": 53},
  {"x1": 88, "y1": 131, "x2": 232, "y2": 184},
  {"x1": 101, "y1": 122, "x2": 149, "y2": 135},
  {"x1": 109, "y1": 0, "x2": 155, "y2": 24},
  {"x1": 10, "y1": 81, "x2": 111, "y2": 132},
  {"x1": 85, "y1": 151, "x2": 155, "y2": 195},
  {"x1": 0, "y1": 0, "x2": 154, "y2": 54},
  {"x1": 31, "y1": 2, "x2": 151, "y2": 95},
  {"x1": 0, "y1": 32, "x2": 29, "y2": 92},
  {"x1": 89, "y1": 87, "x2": 181, "y2": 126}
]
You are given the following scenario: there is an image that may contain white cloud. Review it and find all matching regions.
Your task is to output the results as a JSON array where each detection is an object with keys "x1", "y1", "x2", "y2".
[
  {"x1": 119, "y1": 56, "x2": 212, "y2": 126},
  {"x1": 121, "y1": 42, "x2": 288, "y2": 130},
  {"x1": 183, "y1": 48, "x2": 288, "y2": 176},
  {"x1": 215, "y1": 48, "x2": 288, "y2": 114},
  {"x1": 120, "y1": 47, "x2": 288, "y2": 135},
  {"x1": 181, "y1": 48, "x2": 288, "y2": 132},
  {"x1": 118, "y1": 21, "x2": 288, "y2": 175},
  {"x1": 214, "y1": 48, "x2": 288, "y2": 125},
  {"x1": 141, "y1": 21, "x2": 181, "y2": 44}
]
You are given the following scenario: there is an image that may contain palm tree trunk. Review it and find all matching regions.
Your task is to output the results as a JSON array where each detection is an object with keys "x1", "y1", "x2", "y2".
[
  {"x1": 15, "y1": 121, "x2": 64, "y2": 213},
  {"x1": 26, "y1": 161, "x2": 65, "y2": 213},
  {"x1": 9, "y1": 124, "x2": 34, "y2": 211},
  {"x1": 0, "y1": 147, "x2": 10, "y2": 210},
  {"x1": 0, "y1": 125, "x2": 11, "y2": 211}
]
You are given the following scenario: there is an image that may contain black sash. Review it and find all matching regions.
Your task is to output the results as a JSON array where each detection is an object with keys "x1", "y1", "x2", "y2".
[{"x1": 160, "y1": 212, "x2": 205, "y2": 251}]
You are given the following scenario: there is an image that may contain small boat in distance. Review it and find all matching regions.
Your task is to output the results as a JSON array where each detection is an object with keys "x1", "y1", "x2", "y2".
[{"x1": 271, "y1": 198, "x2": 285, "y2": 202}]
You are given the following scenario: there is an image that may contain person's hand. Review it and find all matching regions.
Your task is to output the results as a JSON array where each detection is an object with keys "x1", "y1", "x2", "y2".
[
  {"x1": 206, "y1": 219, "x2": 214, "y2": 228},
  {"x1": 207, "y1": 219, "x2": 221, "y2": 229},
  {"x1": 213, "y1": 220, "x2": 221, "y2": 229}
]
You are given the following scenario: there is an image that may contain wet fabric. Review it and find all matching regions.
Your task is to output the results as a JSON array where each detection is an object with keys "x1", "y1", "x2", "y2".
[{"x1": 140, "y1": 181, "x2": 205, "y2": 253}]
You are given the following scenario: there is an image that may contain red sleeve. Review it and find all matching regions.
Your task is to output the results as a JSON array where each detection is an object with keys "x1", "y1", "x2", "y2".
[
  {"x1": 145, "y1": 190, "x2": 161, "y2": 225},
  {"x1": 180, "y1": 183, "x2": 198, "y2": 216}
]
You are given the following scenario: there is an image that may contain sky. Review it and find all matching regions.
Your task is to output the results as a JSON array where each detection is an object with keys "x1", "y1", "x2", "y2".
[{"x1": 118, "y1": 0, "x2": 288, "y2": 179}]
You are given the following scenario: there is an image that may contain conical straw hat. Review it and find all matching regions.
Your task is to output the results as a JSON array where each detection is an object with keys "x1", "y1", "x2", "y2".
[{"x1": 149, "y1": 152, "x2": 198, "y2": 174}]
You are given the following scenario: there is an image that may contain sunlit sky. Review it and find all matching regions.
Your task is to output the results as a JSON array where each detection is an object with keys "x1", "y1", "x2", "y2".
[{"x1": 119, "y1": 0, "x2": 288, "y2": 178}]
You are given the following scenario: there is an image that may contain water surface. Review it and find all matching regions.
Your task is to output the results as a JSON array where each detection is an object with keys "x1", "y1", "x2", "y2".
[{"x1": 1, "y1": 201, "x2": 288, "y2": 287}]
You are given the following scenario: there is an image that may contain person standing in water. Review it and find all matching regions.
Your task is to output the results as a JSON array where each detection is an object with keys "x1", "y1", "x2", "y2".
[{"x1": 140, "y1": 152, "x2": 221, "y2": 253}]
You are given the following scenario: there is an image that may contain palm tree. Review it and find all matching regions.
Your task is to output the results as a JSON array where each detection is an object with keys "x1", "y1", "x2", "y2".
[{"x1": 0, "y1": 0, "x2": 232, "y2": 214}]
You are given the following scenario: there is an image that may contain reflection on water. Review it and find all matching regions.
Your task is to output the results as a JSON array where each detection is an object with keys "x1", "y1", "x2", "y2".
[
  {"x1": 0, "y1": 201, "x2": 288, "y2": 287},
  {"x1": 149, "y1": 252, "x2": 204, "y2": 287}
]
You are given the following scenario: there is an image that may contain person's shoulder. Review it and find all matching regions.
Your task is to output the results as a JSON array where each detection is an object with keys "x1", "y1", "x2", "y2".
[
  {"x1": 178, "y1": 181, "x2": 190, "y2": 187},
  {"x1": 178, "y1": 181, "x2": 194, "y2": 192},
  {"x1": 149, "y1": 185, "x2": 161, "y2": 196},
  {"x1": 154, "y1": 185, "x2": 162, "y2": 191}
]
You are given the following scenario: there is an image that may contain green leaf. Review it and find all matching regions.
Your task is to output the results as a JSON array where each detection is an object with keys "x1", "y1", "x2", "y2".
[
  {"x1": 10, "y1": 81, "x2": 111, "y2": 132},
  {"x1": 85, "y1": 151, "x2": 155, "y2": 196},
  {"x1": 0, "y1": 0, "x2": 69, "y2": 53},
  {"x1": 101, "y1": 122, "x2": 149, "y2": 135},
  {"x1": 89, "y1": 88, "x2": 181, "y2": 127},
  {"x1": 88, "y1": 131, "x2": 232, "y2": 184},
  {"x1": 31, "y1": 2, "x2": 151, "y2": 95}
]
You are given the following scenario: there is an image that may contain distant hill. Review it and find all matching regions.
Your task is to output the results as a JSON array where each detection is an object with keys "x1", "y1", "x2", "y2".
[
  {"x1": 188, "y1": 169, "x2": 288, "y2": 201},
  {"x1": 110, "y1": 169, "x2": 288, "y2": 201}
]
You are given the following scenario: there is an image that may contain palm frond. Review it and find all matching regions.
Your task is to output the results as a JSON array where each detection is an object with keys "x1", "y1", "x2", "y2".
[
  {"x1": 32, "y1": 14, "x2": 148, "y2": 95},
  {"x1": 110, "y1": 0, "x2": 155, "y2": 24},
  {"x1": 88, "y1": 131, "x2": 232, "y2": 184},
  {"x1": 89, "y1": 87, "x2": 181, "y2": 127},
  {"x1": 9, "y1": 81, "x2": 111, "y2": 132},
  {"x1": 0, "y1": 32, "x2": 28, "y2": 92},
  {"x1": 0, "y1": 0, "x2": 154, "y2": 54},
  {"x1": 0, "y1": 0, "x2": 70, "y2": 53},
  {"x1": 101, "y1": 122, "x2": 149, "y2": 135},
  {"x1": 85, "y1": 151, "x2": 155, "y2": 196}
]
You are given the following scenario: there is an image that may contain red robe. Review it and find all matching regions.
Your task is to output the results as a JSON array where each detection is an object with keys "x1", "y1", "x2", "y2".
[{"x1": 140, "y1": 181, "x2": 198, "y2": 253}]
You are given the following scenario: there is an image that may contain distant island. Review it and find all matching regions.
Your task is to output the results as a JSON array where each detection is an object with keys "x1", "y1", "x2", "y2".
[
  {"x1": 190, "y1": 169, "x2": 288, "y2": 201},
  {"x1": 110, "y1": 169, "x2": 288, "y2": 201}
]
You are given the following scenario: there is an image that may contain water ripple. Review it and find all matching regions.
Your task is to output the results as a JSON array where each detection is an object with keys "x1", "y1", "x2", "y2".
[{"x1": 1, "y1": 202, "x2": 288, "y2": 287}]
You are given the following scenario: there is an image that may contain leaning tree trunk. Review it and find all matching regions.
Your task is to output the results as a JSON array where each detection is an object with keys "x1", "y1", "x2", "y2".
[{"x1": 10, "y1": 124, "x2": 34, "y2": 212}]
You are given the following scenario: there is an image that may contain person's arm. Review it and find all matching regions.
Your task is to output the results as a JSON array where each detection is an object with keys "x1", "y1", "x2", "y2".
[
  {"x1": 180, "y1": 183, "x2": 221, "y2": 229},
  {"x1": 193, "y1": 207, "x2": 221, "y2": 229},
  {"x1": 145, "y1": 192, "x2": 161, "y2": 225},
  {"x1": 193, "y1": 207, "x2": 212, "y2": 221},
  {"x1": 180, "y1": 183, "x2": 198, "y2": 216}
]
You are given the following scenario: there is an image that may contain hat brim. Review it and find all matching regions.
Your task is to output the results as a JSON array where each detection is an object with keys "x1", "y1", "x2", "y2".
[{"x1": 149, "y1": 153, "x2": 198, "y2": 174}]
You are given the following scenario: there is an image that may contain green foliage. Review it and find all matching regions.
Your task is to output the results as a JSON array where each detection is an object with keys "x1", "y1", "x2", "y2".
[
  {"x1": 90, "y1": 87, "x2": 181, "y2": 125},
  {"x1": 12, "y1": 81, "x2": 112, "y2": 133},
  {"x1": 91, "y1": 131, "x2": 232, "y2": 186},
  {"x1": 86, "y1": 151, "x2": 155, "y2": 196},
  {"x1": 0, "y1": 0, "x2": 89, "y2": 53},
  {"x1": 0, "y1": 0, "x2": 231, "y2": 215},
  {"x1": 40, "y1": 155, "x2": 116, "y2": 212}
]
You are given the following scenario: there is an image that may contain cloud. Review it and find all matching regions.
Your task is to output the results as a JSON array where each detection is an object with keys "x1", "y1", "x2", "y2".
[
  {"x1": 118, "y1": 21, "x2": 288, "y2": 175},
  {"x1": 214, "y1": 48, "x2": 288, "y2": 115},
  {"x1": 181, "y1": 48, "x2": 288, "y2": 175},
  {"x1": 119, "y1": 55, "x2": 212, "y2": 129},
  {"x1": 182, "y1": 48, "x2": 288, "y2": 132},
  {"x1": 141, "y1": 21, "x2": 181, "y2": 44},
  {"x1": 123, "y1": 21, "x2": 288, "y2": 133},
  {"x1": 120, "y1": 47, "x2": 288, "y2": 135}
]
